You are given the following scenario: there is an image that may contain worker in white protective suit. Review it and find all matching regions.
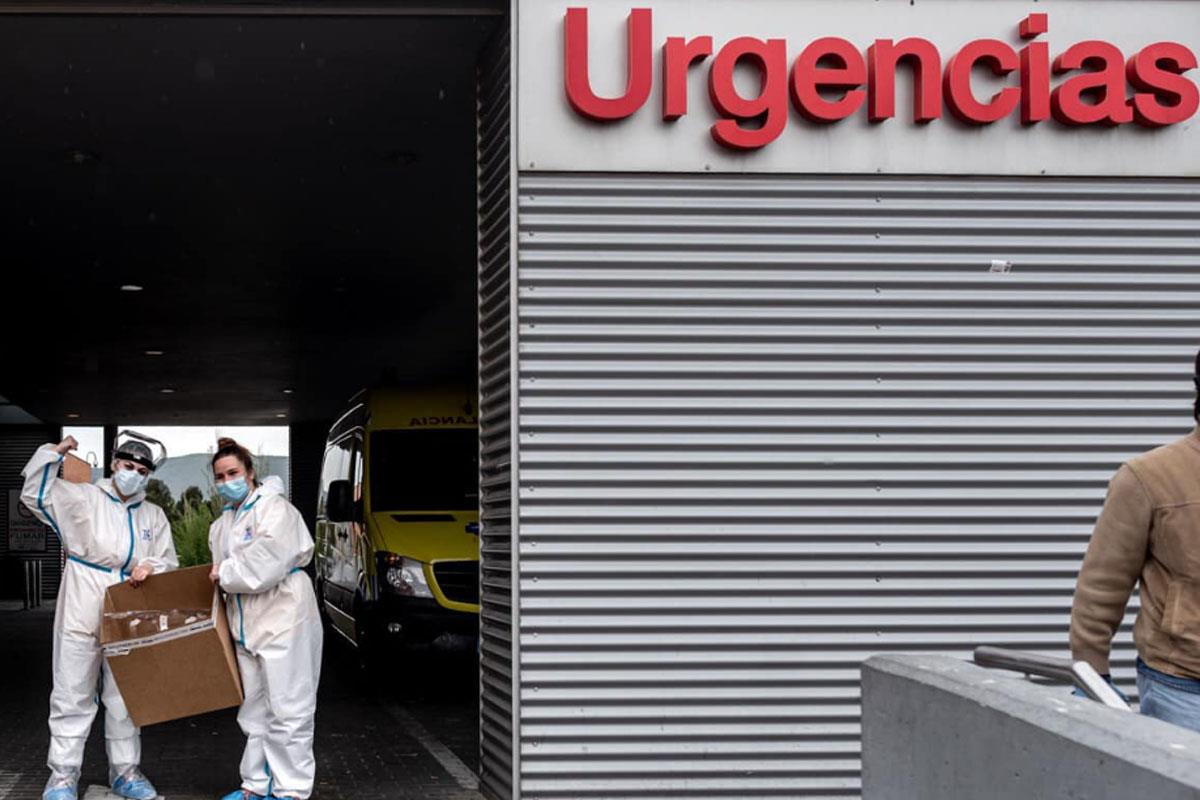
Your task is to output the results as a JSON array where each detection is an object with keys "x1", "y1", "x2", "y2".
[
  {"x1": 207, "y1": 437, "x2": 322, "y2": 800},
  {"x1": 21, "y1": 434, "x2": 178, "y2": 800}
]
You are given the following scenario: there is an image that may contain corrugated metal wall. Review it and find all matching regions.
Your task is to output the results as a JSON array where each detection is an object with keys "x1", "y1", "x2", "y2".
[
  {"x1": 477, "y1": 19, "x2": 516, "y2": 800},
  {"x1": 1, "y1": 426, "x2": 64, "y2": 601},
  {"x1": 513, "y1": 173, "x2": 1200, "y2": 799}
]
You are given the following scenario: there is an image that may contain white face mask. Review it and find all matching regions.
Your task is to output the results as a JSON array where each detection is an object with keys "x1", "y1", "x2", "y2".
[{"x1": 114, "y1": 467, "x2": 148, "y2": 497}]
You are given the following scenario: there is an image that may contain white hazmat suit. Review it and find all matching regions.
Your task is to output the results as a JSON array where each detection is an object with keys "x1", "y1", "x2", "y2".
[
  {"x1": 209, "y1": 476, "x2": 323, "y2": 800},
  {"x1": 20, "y1": 444, "x2": 177, "y2": 788}
]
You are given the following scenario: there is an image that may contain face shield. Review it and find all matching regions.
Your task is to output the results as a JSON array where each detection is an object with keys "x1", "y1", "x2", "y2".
[{"x1": 111, "y1": 430, "x2": 168, "y2": 473}]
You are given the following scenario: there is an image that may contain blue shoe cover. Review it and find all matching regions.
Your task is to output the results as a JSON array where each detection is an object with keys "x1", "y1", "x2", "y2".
[
  {"x1": 111, "y1": 769, "x2": 158, "y2": 800},
  {"x1": 221, "y1": 791, "x2": 265, "y2": 800}
]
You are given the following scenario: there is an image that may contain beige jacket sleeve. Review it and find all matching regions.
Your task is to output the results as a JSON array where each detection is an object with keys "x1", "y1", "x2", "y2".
[{"x1": 1070, "y1": 464, "x2": 1153, "y2": 674}]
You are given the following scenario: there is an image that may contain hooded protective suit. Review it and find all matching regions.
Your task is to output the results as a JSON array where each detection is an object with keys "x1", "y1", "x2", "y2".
[
  {"x1": 209, "y1": 475, "x2": 322, "y2": 799},
  {"x1": 20, "y1": 444, "x2": 177, "y2": 789}
]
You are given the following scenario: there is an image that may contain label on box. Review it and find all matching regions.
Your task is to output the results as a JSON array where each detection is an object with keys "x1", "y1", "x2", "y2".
[{"x1": 103, "y1": 618, "x2": 216, "y2": 658}]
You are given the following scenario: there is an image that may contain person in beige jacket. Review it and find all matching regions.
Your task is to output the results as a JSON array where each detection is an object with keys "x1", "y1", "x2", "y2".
[{"x1": 1070, "y1": 349, "x2": 1200, "y2": 731}]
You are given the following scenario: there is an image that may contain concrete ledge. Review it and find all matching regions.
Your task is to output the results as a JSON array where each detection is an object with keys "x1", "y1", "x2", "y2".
[{"x1": 862, "y1": 654, "x2": 1200, "y2": 800}]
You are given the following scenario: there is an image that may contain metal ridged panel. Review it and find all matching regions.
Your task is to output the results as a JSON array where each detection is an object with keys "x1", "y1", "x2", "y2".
[
  {"x1": 1, "y1": 426, "x2": 64, "y2": 600},
  {"x1": 514, "y1": 173, "x2": 1200, "y2": 799},
  {"x1": 477, "y1": 20, "x2": 516, "y2": 800}
]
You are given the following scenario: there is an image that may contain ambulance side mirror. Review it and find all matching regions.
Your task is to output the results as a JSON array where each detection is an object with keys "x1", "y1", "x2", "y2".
[{"x1": 327, "y1": 480, "x2": 357, "y2": 523}]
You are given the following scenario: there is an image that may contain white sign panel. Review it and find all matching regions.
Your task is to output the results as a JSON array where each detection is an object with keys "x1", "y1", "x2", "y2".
[
  {"x1": 8, "y1": 490, "x2": 47, "y2": 552},
  {"x1": 517, "y1": 0, "x2": 1200, "y2": 175}
]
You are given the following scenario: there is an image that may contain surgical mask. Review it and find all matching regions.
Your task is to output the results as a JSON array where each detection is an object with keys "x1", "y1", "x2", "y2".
[
  {"x1": 113, "y1": 468, "x2": 148, "y2": 497},
  {"x1": 217, "y1": 477, "x2": 250, "y2": 503}
]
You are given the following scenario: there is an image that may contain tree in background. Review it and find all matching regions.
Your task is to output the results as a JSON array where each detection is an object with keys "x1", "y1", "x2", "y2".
[
  {"x1": 144, "y1": 479, "x2": 175, "y2": 519},
  {"x1": 176, "y1": 486, "x2": 208, "y2": 517}
]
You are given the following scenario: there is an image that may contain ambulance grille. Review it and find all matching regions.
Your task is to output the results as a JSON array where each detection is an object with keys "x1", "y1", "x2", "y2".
[{"x1": 434, "y1": 560, "x2": 480, "y2": 606}]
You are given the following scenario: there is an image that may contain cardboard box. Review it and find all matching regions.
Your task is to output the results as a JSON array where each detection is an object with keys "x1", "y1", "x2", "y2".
[
  {"x1": 101, "y1": 565, "x2": 243, "y2": 726},
  {"x1": 61, "y1": 453, "x2": 94, "y2": 484}
]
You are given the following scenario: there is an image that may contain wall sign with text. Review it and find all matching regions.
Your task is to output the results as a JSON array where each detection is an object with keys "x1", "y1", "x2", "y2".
[
  {"x1": 8, "y1": 489, "x2": 47, "y2": 553},
  {"x1": 565, "y1": 10, "x2": 1197, "y2": 148},
  {"x1": 519, "y1": 0, "x2": 1200, "y2": 176}
]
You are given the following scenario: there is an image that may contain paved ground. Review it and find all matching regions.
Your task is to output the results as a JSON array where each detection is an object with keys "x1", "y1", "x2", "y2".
[{"x1": 0, "y1": 607, "x2": 481, "y2": 800}]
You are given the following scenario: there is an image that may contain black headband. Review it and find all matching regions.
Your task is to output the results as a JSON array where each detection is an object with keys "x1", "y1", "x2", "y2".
[{"x1": 114, "y1": 451, "x2": 156, "y2": 472}]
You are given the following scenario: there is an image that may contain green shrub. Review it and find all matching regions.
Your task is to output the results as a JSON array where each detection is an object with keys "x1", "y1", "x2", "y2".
[{"x1": 171, "y1": 500, "x2": 216, "y2": 568}]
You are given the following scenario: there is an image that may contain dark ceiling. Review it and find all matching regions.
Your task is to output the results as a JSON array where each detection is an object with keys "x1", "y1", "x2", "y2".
[{"x1": 0, "y1": 10, "x2": 501, "y2": 425}]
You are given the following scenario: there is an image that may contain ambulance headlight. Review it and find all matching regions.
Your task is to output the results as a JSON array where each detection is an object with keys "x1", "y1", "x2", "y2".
[{"x1": 379, "y1": 553, "x2": 433, "y2": 599}]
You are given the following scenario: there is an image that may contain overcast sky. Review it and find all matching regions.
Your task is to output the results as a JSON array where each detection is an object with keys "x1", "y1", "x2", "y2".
[{"x1": 63, "y1": 425, "x2": 290, "y2": 463}]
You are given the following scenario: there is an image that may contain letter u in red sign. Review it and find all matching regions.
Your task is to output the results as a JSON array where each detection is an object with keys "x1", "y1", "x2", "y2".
[{"x1": 564, "y1": 7, "x2": 653, "y2": 120}]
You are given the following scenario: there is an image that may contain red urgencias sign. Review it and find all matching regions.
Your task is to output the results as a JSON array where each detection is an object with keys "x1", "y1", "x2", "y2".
[{"x1": 564, "y1": 8, "x2": 1200, "y2": 150}]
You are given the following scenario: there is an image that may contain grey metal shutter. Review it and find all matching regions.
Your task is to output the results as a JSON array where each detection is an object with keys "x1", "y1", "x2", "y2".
[
  {"x1": 1, "y1": 426, "x2": 64, "y2": 601},
  {"x1": 514, "y1": 173, "x2": 1200, "y2": 798},
  {"x1": 477, "y1": 20, "x2": 517, "y2": 800}
]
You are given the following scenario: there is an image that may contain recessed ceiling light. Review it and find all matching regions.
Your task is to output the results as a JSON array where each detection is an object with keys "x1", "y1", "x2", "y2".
[
  {"x1": 275, "y1": 413, "x2": 287, "y2": 419},
  {"x1": 145, "y1": 350, "x2": 164, "y2": 356},
  {"x1": 159, "y1": 388, "x2": 176, "y2": 394},
  {"x1": 68, "y1": 149, "x2": 101, "y2": 165},
  {"x1": 282, "y1": 388, "x2": 294, "y2": 395},
  {"x1": 120, "y1": 285, "x2": 143, "y2": 292},
  {"x1": 66, "y1": 413, "x2": 80, "y2": 419}
]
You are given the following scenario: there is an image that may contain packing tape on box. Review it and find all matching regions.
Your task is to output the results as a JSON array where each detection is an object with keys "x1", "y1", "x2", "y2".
[{"x1": 102, "y1": 617, "x2": 217, "y2": 658}]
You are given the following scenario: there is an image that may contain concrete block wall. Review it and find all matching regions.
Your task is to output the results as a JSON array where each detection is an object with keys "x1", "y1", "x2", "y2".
[{"x1": 862, "y1": 654, "x2": 1200, "y2": 800}]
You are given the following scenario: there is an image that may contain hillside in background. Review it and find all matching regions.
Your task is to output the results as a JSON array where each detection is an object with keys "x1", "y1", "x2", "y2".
[{"x1": 154, "y1": 453, "x2": 289, "y2": 499}]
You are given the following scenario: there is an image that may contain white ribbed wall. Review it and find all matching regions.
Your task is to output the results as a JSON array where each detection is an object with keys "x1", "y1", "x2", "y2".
[{"x1": 511, "y1": 173, "x2": 1200, "y2": 798}]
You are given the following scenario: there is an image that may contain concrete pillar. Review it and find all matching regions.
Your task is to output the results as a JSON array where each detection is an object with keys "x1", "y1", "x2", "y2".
[
  {"x1": 289, "y1": 420, "x2": 331, "y2": 536},
  {"x1": 103, "y1": 424, "x2": 118, "y2": 477}
]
